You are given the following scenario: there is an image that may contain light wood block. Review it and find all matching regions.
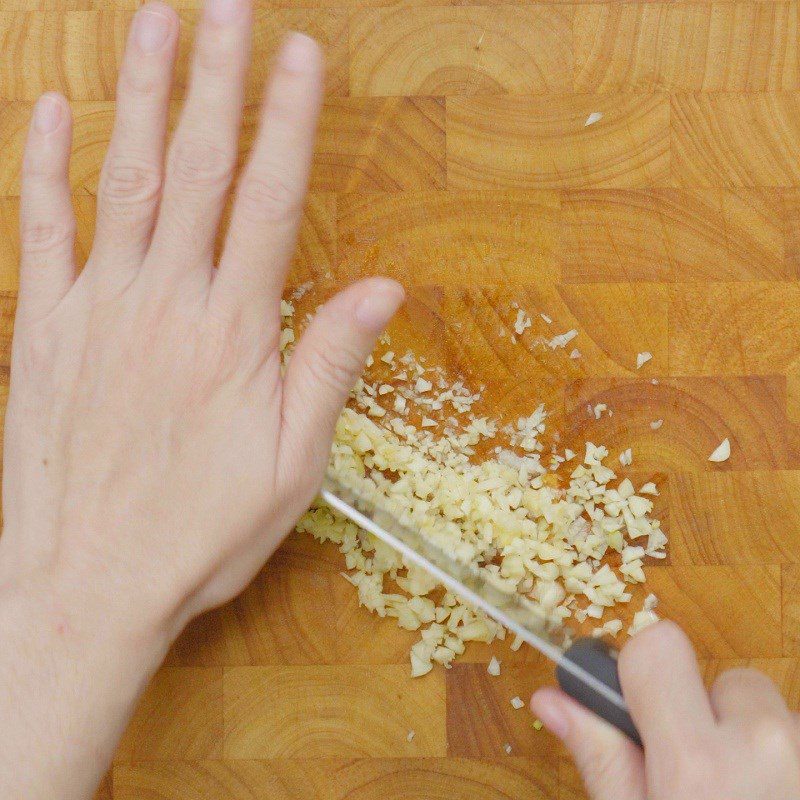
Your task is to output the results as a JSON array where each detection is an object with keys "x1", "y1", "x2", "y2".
[
  {"x1": 336, "y1": 190, "x2": 560, "y2": 284},
  {"x1": 447, "y1": 94, "x2": 670, "y2": 189},
  {"x1": 575, "y1": 3, "x2": 800, "y2": 93},
  {"x1": 223, "y1": 665, "x2": 447, "y2": 758},
  {"x1": 349, "y1": 7, "x2": 573, "y2": 97},
  {"x1": 113, "y1": 758, "x2": 559, "y2": 800},
  {"x1": 115, "y1": 667, "x2": 224, "y2": 761},
  {"x1": 560, "y1": 189, "x2": 789, "y2": 282},
  {"x1": 671, "y1": 94, "x2": 800, "y2": 187}
]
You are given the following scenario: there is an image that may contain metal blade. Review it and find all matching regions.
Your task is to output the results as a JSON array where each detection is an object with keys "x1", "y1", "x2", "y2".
[{"x1": 320, "y1": 472, "x2": 629, "y2": 713}]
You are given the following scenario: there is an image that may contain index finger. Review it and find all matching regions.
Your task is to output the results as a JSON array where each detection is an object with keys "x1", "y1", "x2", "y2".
[{"x1": 619, "y1": 621, "x2": 715, "y2": 754}]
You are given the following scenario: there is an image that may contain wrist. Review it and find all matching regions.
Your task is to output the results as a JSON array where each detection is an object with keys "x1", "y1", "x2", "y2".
[
  {"x1": 0, "y1": 558, "x2": 174, "y2": 679},
  {"x1": 0, "y1": 562, "x2": 171, "y2": 799}
]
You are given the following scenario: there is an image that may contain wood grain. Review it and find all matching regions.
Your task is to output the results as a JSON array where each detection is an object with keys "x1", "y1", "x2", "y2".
[
  {"x1": 349, "y1": 7, "x2": 573, "y2": 96},
  {"x1": 113, "y1": 758, "x2": 559, "y2": 800},
  {"x1": 671, "y1": 94, "x2": 800, "y2": 187},
  {"x1": 560, "y1": 189, "x2": 789, "y2": 282},
  {"x1": 575, "y1": 3, "x2": 800, "y2": 93},
  {"x1": 447, "y1": 94, "x2": 670, "y2": 189},
  {"x1": 223, "y1": 665, "x2": 447, "y2": 758},
  {"x1": 6, "y1": 1, "x2": 800, "y2": 797}
]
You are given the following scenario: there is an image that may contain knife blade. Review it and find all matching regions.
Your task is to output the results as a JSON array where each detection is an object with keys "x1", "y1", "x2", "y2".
[{"x1": 320, "y1": 471, "x2": 641, "y2": 745}]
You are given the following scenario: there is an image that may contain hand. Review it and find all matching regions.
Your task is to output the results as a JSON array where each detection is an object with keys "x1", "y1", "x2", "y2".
[
  {"x1": 532, "y1": 621, "x2": 800, "y2": 800},
  {"x1": 0, "y1": 0, "x2": 403, "y2": 643}
]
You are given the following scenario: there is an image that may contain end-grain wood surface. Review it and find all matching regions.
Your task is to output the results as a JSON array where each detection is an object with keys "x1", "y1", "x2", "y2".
[{"x1": 2, "y1": 2, "x2": 800, "y2": 798}]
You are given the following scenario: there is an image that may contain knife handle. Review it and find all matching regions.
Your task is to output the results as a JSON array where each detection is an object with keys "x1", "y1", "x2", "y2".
[{"x1": 556, "y1": 637, "x2": 642, "y2": 747}]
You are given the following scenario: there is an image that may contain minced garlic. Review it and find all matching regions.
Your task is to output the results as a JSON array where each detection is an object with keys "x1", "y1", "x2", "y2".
[{"x1": 283, "y1": 299, "x2": 667, "y2": 677}]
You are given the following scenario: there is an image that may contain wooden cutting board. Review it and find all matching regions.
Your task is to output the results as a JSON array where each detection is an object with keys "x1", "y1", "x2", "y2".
[{"x1": 2, "y1": 2, "x2": 800, "y2": 798}]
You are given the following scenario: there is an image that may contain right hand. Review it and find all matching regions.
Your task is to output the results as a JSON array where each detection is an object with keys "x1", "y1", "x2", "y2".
[{"x1": 532, "y1": 621, "x2": 800, "y2": 799}]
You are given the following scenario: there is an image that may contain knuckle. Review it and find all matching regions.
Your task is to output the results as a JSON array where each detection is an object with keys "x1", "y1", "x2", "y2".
[
  {"x1": 620, "y1": 619, "x2": 687, "y2": 678},
  {"x1": 117, "y1": 66, "x2": 162, "y2": 99},
  {"x1": 750, "y1": 717, "x2": 798, "y2": 764},
  {"x1": 670, "y1": 749, "x2": 717, "y2": 794},
  {"x1": 13, "y1": 324, "x2": 59, "y2": 374},
  {"x1": 20, "y1": 219, "x2": 75, "y2": 254},
  {"x1": 237, "y1": 173, "x2": 303, "y2": 225},
  {"x1": 576, "y1": 741, "x2": 636, "y2": 796},
  {"x1": 195, "y1": 38, "x2": 231, "y2": 75},
  {"x1": 713, "y1": 666, "x2": 764, "y2": 695},
  {"x1": 168, "y1": 139, "x2": 235, "y2": 191},
  {"x1": 100, "y1": 156, "x2": 162, "y2": 207},
  {"x1": 308, "y1": 344, "x2": 361, "y2": 396}
]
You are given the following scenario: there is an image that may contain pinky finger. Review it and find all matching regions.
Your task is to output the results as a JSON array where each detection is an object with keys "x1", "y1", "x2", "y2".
[{"x1": 19, "y1": 93, "x2": 76, "y2": 322}]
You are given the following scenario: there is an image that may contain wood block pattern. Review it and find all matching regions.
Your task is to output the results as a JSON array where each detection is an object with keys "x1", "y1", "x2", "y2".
[
  {"x1": 349, "y1": 7, "x2": 573, "y2": 96},
  {"x1": 575, "y1": 3, "x2": 800, "y2": 93},
  {"x1": 223, "y1": 665, "x2": 447, "y2": 758},
  {"x1": 6, "y1": 2, "x2": 800, "y2": 798},
  {"x1": 113, "y1": 758, "x2": 559, "y2": 800},
  {"x1": 671, "y1": 94, "x2": 800, "y2": 187},
  {"x1": 560, "y1": 189, "x2": 790, "y2": 282},
  {"x1": 447, "y1": 94, "x2": 670, "y2": 189}
]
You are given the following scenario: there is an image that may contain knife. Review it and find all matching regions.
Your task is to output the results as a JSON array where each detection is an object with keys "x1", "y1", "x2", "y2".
[{"x1": 320, "y1": 472, "x2": 642, "y2": 746}]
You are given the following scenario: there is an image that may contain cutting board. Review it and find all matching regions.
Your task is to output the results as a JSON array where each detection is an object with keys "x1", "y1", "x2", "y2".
[{"x1": 1, "y1": 3, "x2": 800, "y2": 798}]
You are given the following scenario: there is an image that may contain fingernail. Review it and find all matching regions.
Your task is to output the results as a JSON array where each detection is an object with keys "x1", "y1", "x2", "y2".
[
  {"x1": 33, "y1": 95, "x2": 62, "y2": 135},
  {"x1": 206, "y1": 0, "x2": 240, "y2": 25},
  {"x1": 531, "y1": 690, "x2": 571, "y2": 740},
  {"x1": 278, "y1": 32, "x2": 319, "y2": 72},
  {"x1": 355, "y1": 281, "x2": 404, "y2": 331},
  {"x1": 134, "y1": 8, "x2": 172, "y2": 53}
]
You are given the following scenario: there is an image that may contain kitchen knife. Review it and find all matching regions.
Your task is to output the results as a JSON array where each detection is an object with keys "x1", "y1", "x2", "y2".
[{"x1": 321, "y1": 472, "x2": 642, "y2": 746}]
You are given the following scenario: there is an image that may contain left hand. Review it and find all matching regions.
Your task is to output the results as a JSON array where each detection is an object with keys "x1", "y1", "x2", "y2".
[{"x1": 0, "y1": 0, "x2": 403, "y2": 644}]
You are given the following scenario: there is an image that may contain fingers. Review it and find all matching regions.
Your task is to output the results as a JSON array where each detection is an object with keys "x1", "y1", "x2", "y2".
[
  {"x1": 91, "y1": 2, "x2": 178, "y2": 280},
  {"x1": 711, "y1": 668, "x2": 791, "y2": 725},
  {"x1": 531, "y1": 687, "x2": 646, "y2": 800},
  {"x1": 211, "y1": 33, "x2": 323, "y2": 326},
  {"x1": 19, "y1": 93, "x2": 76, "y2": 322},
  {"x1": 278, "y1": 278, "x2": 404, "y2": 482},
  {"x1": 619, "y1": 621, "x2": 715, "y2": 756},
  {"x1": 148, "y1": 0, "x2": 252, "y2": 277}
]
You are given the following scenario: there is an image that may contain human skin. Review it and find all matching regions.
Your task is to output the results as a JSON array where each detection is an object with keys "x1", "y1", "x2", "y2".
[{"x1": 1, "y1": 2, "x2": 799, "y2": 798}]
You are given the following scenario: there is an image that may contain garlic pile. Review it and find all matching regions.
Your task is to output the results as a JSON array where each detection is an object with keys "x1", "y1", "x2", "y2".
[{"x1": 283, "y1": 299, "x2": 666, "y2": 677}]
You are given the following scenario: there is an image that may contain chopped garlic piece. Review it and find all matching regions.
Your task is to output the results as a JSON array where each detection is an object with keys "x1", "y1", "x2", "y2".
[
  {"x1": 510, "y1": 696, "x2": 525, "y2": 710},
  {"x1": 708, "y1": 438, "x2": 731, "y2": 463},
  {"x1": 381, "y1": 351, "x2": 395, "y2": 364},
  {"x1": 540, "y1": 313, "x2": 552, "y2": 324},
  {"x1": 407, "y1": 730, "x2": 415, "y2": 742},
  {"x1": 378, "y1": 384, "x2": 394, "y2": 395},
  {"x1": 504, "y1": 743, "x2": 513, "y2": 755},
  {"x1": 569, "y1": 349, "x2": 581, "y2": 359},
  {"x1": 585, "y1": 111, "x2": 603, "y2": 126},
  {"x1": 650, "y1": 419, "x2": 663, "y2": 430},
  {"x1": 619, "y1": 448, "x2": 632, "y2": 466},
  {"x1": 636, "y1": 352, "x2": 653, "y2": 369},
  {"x1": 639, "y1": 482, "x2": 658, "y2": 495},
  {"x1": 487, "y1": 656, "x2": 501, "y2": 676},
  {"x1": 548, "y1": 330, "x2": 578, "y2": 350},
  {"x1": 629, "y1": 609, "x2": 659, "y2": 636},
  {"x1": 514, "y1": 309, "x2": 532, "y2": 336}
]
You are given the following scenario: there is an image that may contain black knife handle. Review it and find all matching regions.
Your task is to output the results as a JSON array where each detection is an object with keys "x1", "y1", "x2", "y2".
[{"x1": 556, "y1": 637, "x2": 642, "y2": 747}]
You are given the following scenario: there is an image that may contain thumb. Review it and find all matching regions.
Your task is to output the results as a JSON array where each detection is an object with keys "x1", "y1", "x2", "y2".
[
  {"x1": 279, "y1": 277, "x2": 404, "y2": 479},
  {"x1": 531, "y1": 687, "x2": 646, "y2": 800}
]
